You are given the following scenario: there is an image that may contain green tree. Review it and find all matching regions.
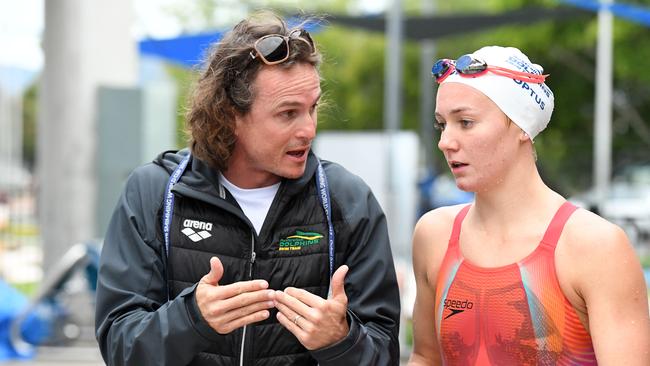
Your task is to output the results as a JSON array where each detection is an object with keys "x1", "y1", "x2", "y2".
[
  {"x1": 22, "y1": 82, "x2": 38, "y2": 169},
  {"x1": 162, "y1": 0, "x2": 650, "y2": 195}
]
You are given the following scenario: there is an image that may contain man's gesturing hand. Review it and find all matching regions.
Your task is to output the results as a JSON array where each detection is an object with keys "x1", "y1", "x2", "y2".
[
  {"x1": 274, "y1": 265, "x2": 350, "y2": 350},
  {"x1": 195, "y1": 256, "x2": 275, "y2": 334}
]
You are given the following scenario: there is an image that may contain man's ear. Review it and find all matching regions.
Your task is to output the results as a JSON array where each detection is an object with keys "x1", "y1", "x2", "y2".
[{"x1": 233, "y1": 112, "x2": 244, "y2": 137}]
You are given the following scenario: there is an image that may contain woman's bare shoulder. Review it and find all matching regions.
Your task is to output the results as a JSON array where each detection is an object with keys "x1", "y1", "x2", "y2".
[
  {"x1": 416, "y1": 204, "x2": 469, "y2": 234},
  {"x1": 559, "y1": 207, "x2": 635, "y2": 290},
  {"x1": 413, "y1": 204, "x2": 470, "y2": 270},
  {"x1": 563, "y1": 208, "x2": 629, "y2": 252}
]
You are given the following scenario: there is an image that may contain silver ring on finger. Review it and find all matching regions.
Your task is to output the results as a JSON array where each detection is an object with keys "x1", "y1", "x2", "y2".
[{"x1": 293, "y1": 315, "x2": 302, "y2": 327}]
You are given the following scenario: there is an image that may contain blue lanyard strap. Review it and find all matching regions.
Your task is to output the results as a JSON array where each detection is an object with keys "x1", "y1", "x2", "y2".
[
  {"x1": 315, "y1": 159, "x2": 335, "y2": 281},
  {"x1": 163, "y1": 153, "x2": 191, "y2": 258},
  {"x1": 162, "y1": 154, "x2": 335, "y2": 288}
]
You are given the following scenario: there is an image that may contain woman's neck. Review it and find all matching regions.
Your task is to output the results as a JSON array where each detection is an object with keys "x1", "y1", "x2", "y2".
[{"x1": 471, "y1": 163, "x2": 564, "y2": 232}]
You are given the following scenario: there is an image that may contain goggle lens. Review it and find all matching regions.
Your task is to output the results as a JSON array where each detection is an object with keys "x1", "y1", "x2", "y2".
[
  {"x1": 256, "y1": 35, "x2": 289, "y2": 63},
  {"x1": 455, "y1": 55, "x2": 487, "y2": 75},
  {"x1": 431, "y1": 59, "x2": 455, "y2": 82},
  {"x1": 252, "y1": 29, "x2": 315, "y2": 65}
]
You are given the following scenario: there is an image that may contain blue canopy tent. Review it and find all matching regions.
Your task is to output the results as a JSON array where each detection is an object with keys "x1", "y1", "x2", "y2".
[
  {"x1": 138, "y1": 19, "x2": 322, "y2": 68},
  {"x1": 139, "y1": 32, "x2": 224, "y2": 68},
  {"x1": 138, "y1": 3, "x2": 650, "y2": 68},
  {"x1": 560, "y1": 0, "x2": 650, "y2": 26}
]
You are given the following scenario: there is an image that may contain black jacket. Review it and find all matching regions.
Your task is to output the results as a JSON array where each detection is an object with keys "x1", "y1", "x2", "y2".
[{"x1": 95, "y1": 149, "x2": 401, "y2": 366}]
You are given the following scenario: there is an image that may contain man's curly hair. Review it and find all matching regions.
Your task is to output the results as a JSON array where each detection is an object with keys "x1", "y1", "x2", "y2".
[{"x1": 185, "y1": 11, "x2": 322, "y2": 171}]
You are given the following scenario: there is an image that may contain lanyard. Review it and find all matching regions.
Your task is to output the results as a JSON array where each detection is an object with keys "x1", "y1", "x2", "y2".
[
  {"x1": 162, "y1": 154, "x2": 335, "y2": 283},
  {"x1": 162, "y1": 153, "x2": 191, "y2": 258},
  {"x1": 315, "y1": 159, "x2": 335, "y2": 281}
]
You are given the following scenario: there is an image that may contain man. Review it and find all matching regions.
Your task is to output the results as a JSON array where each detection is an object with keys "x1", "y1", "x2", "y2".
[{"x1": 95, "y1": 12, "x2": 401, "y2": 366}]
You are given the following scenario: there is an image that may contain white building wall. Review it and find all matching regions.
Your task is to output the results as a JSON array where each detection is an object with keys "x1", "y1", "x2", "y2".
[{"x1": 38, "y1": 0, "x2": 137, "y2": 273}]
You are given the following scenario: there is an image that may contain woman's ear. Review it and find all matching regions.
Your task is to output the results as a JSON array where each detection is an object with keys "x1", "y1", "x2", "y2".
[{"x1": 519, "y1": 131, "x2": 531, "y2": 142}]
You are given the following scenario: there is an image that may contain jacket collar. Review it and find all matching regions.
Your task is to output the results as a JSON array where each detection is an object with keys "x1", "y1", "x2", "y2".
[
  {"x1": 156, "y1": 148, "x2": 319, "y2": 199},
  {"x1": 283, "y1": 150, "x2": 319, "y2": 196}
]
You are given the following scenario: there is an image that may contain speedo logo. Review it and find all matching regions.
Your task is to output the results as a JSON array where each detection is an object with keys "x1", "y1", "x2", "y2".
[
  {"x1": 443, "y1": 298, "x2": 474, "y2": 320},
  {"x1": 279, "y1": 231, "x2": 323, "y2": 251},
  {"x1": 181, "y1": 219, "x2": 213, "y2": 242}
]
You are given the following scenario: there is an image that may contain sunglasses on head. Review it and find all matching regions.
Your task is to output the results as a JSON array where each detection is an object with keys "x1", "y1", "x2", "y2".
[
  {"x1": 431, "y1": 54, "x2": 548, "y2": 84},
  {"x1": 248, "y1": 28, "x2": 316, "y2": 65}
]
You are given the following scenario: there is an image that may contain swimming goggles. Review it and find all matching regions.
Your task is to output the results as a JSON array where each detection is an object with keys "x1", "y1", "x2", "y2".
[{"x1": 432, "y1": 54, "x2": 548, "y2": 84}]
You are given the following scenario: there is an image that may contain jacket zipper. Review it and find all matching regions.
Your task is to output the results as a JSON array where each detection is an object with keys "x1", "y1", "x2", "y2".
[
  {"x1": 174, "y1": 183, "x2": 261, "y2": 365},
  {"x1": 239, "y1": 231, "x2": 256, "y2": 366}
]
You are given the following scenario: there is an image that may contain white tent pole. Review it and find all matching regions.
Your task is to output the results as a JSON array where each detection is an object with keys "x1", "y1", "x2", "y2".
[{"x1": 593, "y1": 0, "x2": 614, "y2": 211}]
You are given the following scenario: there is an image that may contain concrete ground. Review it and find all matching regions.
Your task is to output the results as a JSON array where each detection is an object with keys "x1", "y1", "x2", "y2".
[{"x1": 4, "y1": 346, "x2": 104, "y2": 366}]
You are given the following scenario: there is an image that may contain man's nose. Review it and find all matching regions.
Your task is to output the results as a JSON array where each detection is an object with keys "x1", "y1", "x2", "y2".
[{"x1": 297, "y1": 113, "x2": 316, "y2": 140}]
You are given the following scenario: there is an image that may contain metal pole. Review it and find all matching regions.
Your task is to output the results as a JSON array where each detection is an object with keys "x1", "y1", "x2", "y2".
[
  {"x1": 384, "y1": 4, "x2": 406, "y2": 358},
  {"x1": 383, "y1": 0, "x2": 403, "y2": 268},
  {"x1": 384, "y1": 0, "x2": 403, "y2": 224},
  {"x1": 593, "y1": 0, "x2": 613, "y2": 211},
  {"x1": 419, "y1": 0, "x2": 436, "y2": 174},
  {"x1": 384, "y1": 0, "x2": 403, "y2": 133}
]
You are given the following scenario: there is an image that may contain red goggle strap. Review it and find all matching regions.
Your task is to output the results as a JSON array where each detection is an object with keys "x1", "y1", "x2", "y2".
[{"x1": 486, "y1": 65, "x2": 548, "y2": 83}]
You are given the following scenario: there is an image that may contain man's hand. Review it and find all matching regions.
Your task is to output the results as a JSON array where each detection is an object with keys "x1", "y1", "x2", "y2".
[
  {"x1": 274, "y1": 265, "x2": 350, "y2": 350},
  {"x1": 195, "y1": 256, "x2": 275, "y2": 334}
]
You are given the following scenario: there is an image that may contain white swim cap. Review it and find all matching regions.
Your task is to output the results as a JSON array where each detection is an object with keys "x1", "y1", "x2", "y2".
[{"x1": 440, "y1": 46, "x2": 554, "y2": 140}]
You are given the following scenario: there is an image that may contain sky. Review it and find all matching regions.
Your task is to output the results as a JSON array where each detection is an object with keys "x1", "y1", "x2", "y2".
[
  {"x1": 134, "y1": 0, "x2": 185, "y2": 39},
  {"x1": 3, "y1": 1, "x2": 650, "y2": 73},
  {"x1": 0, "y1": 0, "x2": 388, "y2": 73},
  {"x1": 0, "y1": 0, "x2": 195, "y2": 71},
  {"x1": 0, "y1": 0, "x2": 43, "y2": 71}
]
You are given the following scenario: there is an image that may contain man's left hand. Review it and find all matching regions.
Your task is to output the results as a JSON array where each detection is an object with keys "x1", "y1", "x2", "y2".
[{"x1": 274, "y1": 265, "x2": 350, "y2": 350}]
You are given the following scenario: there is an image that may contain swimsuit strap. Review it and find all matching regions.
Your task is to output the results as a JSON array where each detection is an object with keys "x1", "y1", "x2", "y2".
[
  {"x1": 449, "y1": 204, "x2": 472, "y2": 246},
  {"x1": 540, "y1": 201, "x2": 578, "y2": 249}
]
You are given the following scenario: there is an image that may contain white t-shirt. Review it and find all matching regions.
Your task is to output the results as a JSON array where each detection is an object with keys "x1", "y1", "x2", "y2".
[{"x1": 219, "y1": 173, "x2": 281, "y2": 235}]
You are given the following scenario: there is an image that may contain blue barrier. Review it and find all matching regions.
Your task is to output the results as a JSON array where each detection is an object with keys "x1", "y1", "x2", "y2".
[
  {"x1": 0, "y1": 280, "x2": 35, "y2": 361},
  {"x1": 0, "y1": 243, "x2": 99, "y2": 361}
]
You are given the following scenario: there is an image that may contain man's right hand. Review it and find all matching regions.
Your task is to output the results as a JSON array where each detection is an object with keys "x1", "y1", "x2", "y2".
[{"x1": 195, "y1": 256, "x2": 275, "y2": 334}]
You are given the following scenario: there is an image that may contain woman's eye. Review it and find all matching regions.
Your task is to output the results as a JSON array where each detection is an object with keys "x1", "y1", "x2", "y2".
[
  {"x1": 460, "y1": 119, "x2": 474, "y2": 128},
  {"x1": 434, "y1": 121, "x2": 446, "y2": 131}
]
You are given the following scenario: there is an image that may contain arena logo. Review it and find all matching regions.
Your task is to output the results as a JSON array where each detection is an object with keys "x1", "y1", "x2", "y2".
[
  {"x1": 183, "y1": 219, "x2": 213, "y2": 231},
  {"x1": 181, "y1": 219, "x2": 213, "y2": 242}
]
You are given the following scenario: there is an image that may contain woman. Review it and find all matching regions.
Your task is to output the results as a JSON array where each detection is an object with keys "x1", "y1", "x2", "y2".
[{"x1": 408, "y1": 46, "x2": 649, "y2": 365}]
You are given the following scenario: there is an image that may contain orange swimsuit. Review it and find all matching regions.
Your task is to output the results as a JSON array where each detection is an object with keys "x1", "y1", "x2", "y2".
[{"x1": 435, "y1": 202, "x2": 597, "y2": 365}]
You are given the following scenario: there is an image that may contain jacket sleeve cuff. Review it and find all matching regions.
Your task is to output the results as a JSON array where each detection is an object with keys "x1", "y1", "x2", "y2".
[
  {"x1": 310, "y1": 310, "x2": 363, "y2": 363},
  {"x1": 181, "y1": 284, "x2": 222, "y2": 341}
]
